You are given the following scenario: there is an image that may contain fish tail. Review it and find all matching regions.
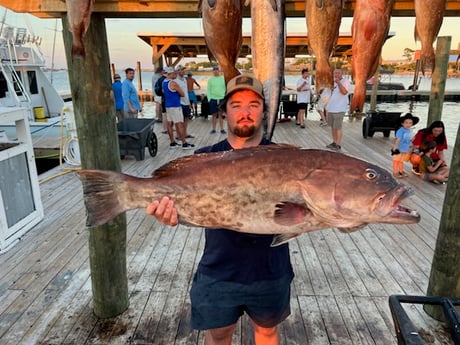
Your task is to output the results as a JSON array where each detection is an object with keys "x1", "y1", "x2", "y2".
[
  {"x1": 315, "y1": 60, "x2": 333, "y2": 90},
  {"x1": 350, "y1": 88, "x2": 365, "y2": 113},
  {"x1": 420, "y1": 47, "x2": 435, "y2": 75},
  {"x1": 71, "y1": 27, "x2": 86, "y2": 57},
  {"x1": 78, "y1": 170, "x2": 138, "y2": 227},
  {"x1": 223, "y1": 66, "x2": 241, "y2": 84},
  {"x1": 71, "y1": 42, "x2": 86, "y2": 57}
]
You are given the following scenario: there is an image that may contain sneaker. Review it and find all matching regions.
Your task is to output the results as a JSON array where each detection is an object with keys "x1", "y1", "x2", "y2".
[
  {"x1": 210, "y1": 129, "x2": 216, "y2": 134},
  {"x1": 182, "y1": 142, "x2": 195, "y2": 150},
  {"x1": 320, "y1": 122, "x2": 328, "y2": 127},
  {"x1": 326, "y1": 142, "x2": 336, "y2": 149},
  {"x1": 220, "y1": 129, "x2": 227, "y2": 134},
  {"x1": 393, "y1": 172, "x2": 403, "y2": 179},
  {"x1": 169, "y1": 142, "x2": 179, "y2": 149}
]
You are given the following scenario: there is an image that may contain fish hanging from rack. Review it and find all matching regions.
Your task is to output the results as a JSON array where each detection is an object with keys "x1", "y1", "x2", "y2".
[{"x1": 65, "y1": 0, "x2": 95, "y2": 57}]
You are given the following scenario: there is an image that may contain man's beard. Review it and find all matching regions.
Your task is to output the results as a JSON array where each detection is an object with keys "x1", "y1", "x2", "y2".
[{"x1": 233, "y1": 124, "x2": 256, "y2": 138}]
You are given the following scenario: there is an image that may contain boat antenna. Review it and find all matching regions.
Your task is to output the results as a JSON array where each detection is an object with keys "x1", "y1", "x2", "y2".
[
  {"x1": 0, "y1": 7, "x2": 7, "y2": 35},
  {"x1": 50, "y1": 19, "x2": 58, "y2": 84}
]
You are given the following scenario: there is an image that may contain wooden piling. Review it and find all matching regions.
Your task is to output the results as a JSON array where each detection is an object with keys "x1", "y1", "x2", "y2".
[
  {"x1": 424, "y1": 122, "x2": 460, "y2": 320},
  {"x1": 427, "y1": 36, "x2": 451, "y2": 126},
  {"x1": 61, "y1": 13, "x2": 129, "y2": 319}
]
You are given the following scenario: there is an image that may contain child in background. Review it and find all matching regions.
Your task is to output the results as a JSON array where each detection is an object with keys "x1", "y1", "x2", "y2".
[
  {"x1": 391, "y1": 113, "x2": 419, "y2": 178},
  {"x1": 316, "y1": 87, "x2": 330, "y2": 126},
  {"x1": 418, "y1": 141, "x2": 449, "y2": 184}
]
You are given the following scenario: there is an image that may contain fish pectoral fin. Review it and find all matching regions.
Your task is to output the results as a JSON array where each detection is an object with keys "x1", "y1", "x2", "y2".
[
  {"x1": 337, "y1": 224, "x2": 367, "y2": 233},
  {"x1": 274, "y1": 202, "x2": 309, "y2": 225},
  {"x1": 271, "y1": 233, "x2": 302, "y2": 247}
]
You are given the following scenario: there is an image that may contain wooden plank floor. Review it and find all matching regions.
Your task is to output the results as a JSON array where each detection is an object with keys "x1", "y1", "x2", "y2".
[{"x1": 0, "y1": 110, "x2": 457, "y2": 345}]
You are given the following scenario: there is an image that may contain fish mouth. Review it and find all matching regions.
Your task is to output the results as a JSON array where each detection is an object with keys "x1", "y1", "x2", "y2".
[{"x1": 379, "y1": 186, "x2": 420, "y2": 223}]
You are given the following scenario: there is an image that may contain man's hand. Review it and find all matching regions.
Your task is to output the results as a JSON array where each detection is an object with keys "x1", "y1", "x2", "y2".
[{"x1": 146, "y1": 196, "x2": 178, "y2": 226}]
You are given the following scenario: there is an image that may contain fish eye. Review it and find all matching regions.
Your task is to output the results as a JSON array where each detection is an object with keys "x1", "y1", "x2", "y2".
[{"x1": 365, "y1": 169, "x2": 378, "y2": 180}]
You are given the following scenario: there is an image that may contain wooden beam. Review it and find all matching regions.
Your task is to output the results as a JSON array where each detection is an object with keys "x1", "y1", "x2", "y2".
[{"x1": 1, "y1": 0, "x2": 460, "y2": 18}]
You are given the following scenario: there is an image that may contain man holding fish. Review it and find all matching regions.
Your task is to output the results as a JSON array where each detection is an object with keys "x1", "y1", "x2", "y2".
[{"x1": 147, "y1": 75, "x2": 293, "y2": 345}]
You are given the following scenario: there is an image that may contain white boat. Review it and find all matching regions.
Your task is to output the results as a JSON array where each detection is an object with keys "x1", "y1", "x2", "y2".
[{"x1": 0, "y1": 23, "x2": 79, "y2": 165}]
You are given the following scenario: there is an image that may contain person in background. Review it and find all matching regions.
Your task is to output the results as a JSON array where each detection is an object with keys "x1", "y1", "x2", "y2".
[
  {"x1": 391, "y1": 113, "x2": 419, "y2": 178},
  {"x1": 295, "y1": 69, "x2": 311, "y2": 129},
  {"x1": 122, "y1": 67, "x2": 142, "y2": 118},
  {"x1": 417, "y1": 141, "x2": 449, "y2": 184},
  {"x1": 112, "y1": 73, "x2": 124, "y2": 122},
  {"x1": 152, "y1": 66, "x2": 165, "y2": 125},
  {"x1": 411, "y1": 120, "x2": 448, "y2": 174},
  {"x1": 162, "y1": 67, "x2": 194, "y2": 150},
  {"x1": 325, "y1": 68, "x2": 350, "y2": 151},
  {"x1": 207, "y1": 65, "x2": 227, "y2": 134},
  {"x1": 187, "y1": 71, "x2": 201, "y2": 117},
  {"x1": 146, "y1": 75, "x2": 294, "y2": 345},
  {"x1": 316, "y1": 87, "x2": 330, "y2": 127},
  {"x1": 175, "y1": 65, "x2": 194, "y2": 139}
]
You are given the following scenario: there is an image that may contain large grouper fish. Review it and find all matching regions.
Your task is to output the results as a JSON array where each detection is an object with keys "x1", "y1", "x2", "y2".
[{"x1": 78, "y1": 146, "x2": 420, "y2": 246}]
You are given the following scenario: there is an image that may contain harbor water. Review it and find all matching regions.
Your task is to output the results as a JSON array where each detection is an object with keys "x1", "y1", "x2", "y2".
[{"x1": 47, "y1": 70, "x2": 459, "y2": 145}]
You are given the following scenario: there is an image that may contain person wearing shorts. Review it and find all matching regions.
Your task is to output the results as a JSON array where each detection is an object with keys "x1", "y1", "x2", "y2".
[
  {"x1": 162, "y1": 67, "x2": 194, "y2": 150},
  {"x1": 207, "y1": 66, "x2": 226, "y2": 134},
  {"x1": 295, "y1": 69, "x2": 311, "y2": 128},
  {"x1": 325, "y1": 68, "x2": 350, "y2": 151},
  {"x1": 146, "y1": 75, "x2": 294, "y2": 345},
  {"x1": 187, "y1": 71, "x2": 201, "y2": 116}
]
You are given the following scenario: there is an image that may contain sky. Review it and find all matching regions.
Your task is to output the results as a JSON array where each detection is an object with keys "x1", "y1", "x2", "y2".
[{"x1": 2, "y1": 7, "x2": 459, "y2": 70}]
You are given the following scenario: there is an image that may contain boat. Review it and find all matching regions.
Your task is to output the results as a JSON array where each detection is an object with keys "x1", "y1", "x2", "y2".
[{"x1": 0, "y1": 23, "x2": 79, "y2": 165}]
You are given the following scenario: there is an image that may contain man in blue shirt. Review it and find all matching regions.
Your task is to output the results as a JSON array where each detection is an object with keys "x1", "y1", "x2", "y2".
[
  {"x1": 112, "y1": 73, "x2": 124, "y2": 122},
  {"x1": 146, "y1": 75, "x2": 293, "y2": 345},
  {"x1": 122, "y1": 67, "x2": 142, "y2": 117}
]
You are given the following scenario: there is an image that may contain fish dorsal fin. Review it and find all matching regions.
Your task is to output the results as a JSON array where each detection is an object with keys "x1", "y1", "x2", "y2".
[
  {"x1": 152, "y1": 152, "x2": 224, "y2": 178},
  {"x1": 235, "y1": 143, "x2": 300, "y2": 153},
  {"x1": 152, "y1": 144, "x2": 300, "y2": 178}
]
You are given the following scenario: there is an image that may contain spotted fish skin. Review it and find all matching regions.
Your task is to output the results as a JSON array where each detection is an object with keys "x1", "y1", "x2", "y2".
[{"x1": 78, "y1": 146, "x2": 420, "y2": 246}]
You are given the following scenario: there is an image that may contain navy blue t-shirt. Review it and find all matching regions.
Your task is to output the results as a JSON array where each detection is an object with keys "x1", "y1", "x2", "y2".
[{"x1": 194, "y1": 139, "x2": 293, "y2": 284}]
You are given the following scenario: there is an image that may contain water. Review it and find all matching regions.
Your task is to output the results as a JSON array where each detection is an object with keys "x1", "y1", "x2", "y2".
[
  {"x1": 48, "y1": 69, "x2": 460, "y2": 94},
  {"x1": 47, "y1": 70, "x2": 459, "y2": 144}
]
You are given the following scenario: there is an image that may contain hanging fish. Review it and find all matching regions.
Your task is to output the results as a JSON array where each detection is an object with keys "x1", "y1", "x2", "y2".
[
  {"x1": 199, "y1": 0, "x2": 243, "y2": 83},
  {"x1": 305, "y1": 0, "x2": 344, "y2": 91},
  {"x1": 66, "y1": 0, "x2": 94, "y2": 57},
  {"x1": 414, "y1": 0, "x2": 446, "y2": 74},
  {"x1": 250, "y1": 0, "x2": 286, "y2": 140},
  {"x1": 350, "y1": 0, "x2": 394, "y2": 113}
]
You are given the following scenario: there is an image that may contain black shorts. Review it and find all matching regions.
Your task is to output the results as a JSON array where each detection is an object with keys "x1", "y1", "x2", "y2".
[
  {"x1": 190, "y1": 272, "x2": 293, "y2": 330},
  {"x1": 297, "y1": 103, "x2": 308, "y2": 110},
  {"x1": 209, "y1": 99, "x2": 223, "y2": 114}
]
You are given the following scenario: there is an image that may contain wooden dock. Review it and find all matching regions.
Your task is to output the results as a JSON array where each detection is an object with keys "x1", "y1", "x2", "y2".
[{"x1": 0, "y1": 113, "x2": 456, "y2": 345}]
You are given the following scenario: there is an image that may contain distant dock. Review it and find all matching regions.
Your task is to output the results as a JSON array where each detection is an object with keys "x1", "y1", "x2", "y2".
[{"x1": 360, "y1": 89, "x2": 460, "y2": 102}]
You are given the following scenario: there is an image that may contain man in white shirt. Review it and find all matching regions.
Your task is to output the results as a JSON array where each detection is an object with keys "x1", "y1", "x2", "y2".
[{"x1": 325, "y1": 68, "x2": 350, "y2": 151}]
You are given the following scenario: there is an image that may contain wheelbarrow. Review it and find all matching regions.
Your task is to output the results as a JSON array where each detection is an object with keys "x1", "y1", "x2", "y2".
[
  {"x1": 117, "y1": 118, "x2": 158, "y2": 160},
  {"x1": 362, "y1": 111, "x2": 402, "y2": 138}
]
